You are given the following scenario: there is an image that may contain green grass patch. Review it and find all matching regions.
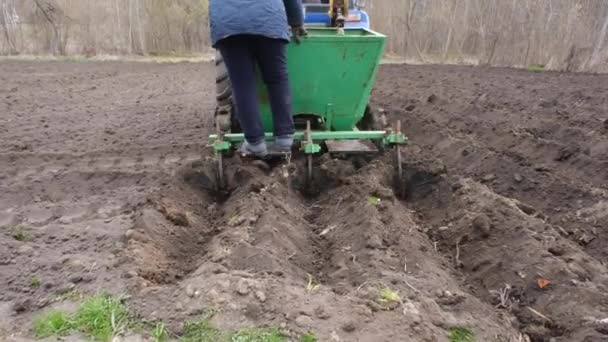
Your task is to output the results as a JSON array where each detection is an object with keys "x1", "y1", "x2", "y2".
[
  {"x1": 300, "y1": 332, "x2": 318, "y2": 342},
  {"x1": 31, "y1": 297, "x2": 289, "y2": 342},
  {"x1": 11, "y1": 225, "x2": 31, "y2": 241},
  {"x1": 231, "y1": 327, "x2": 285, "y2": 342},
  {"x1": 181, "y1": 319, "x2": 224, "y2": 342},
  {"x1": 30, "y1": 277, "x2": 41, "y2": 288},
  {"x1": 368, "y1": 196, "x2": 381, "y2": 206},
  {"x1": 33, "y1": 311, "x2": 73, "y2": 338},
  {"x1": 31, "y1": 293, "x2": 131, "y2": 341},
  {"x1": 73, "y1": 294, "x2": 131, "y2": 341},
  {"x1": 378, "y1": 287, "x2": 401, "y2": 304},
  {"x1": 152, "y1": 322, "x2": 169, "y2": 342},
  {"x1": 181, "y1": 317, "x2": 287, "y2": 342},
  {"x1": 448, "y1": 327, "x2": 475, "y2": 342},
  {"x1": 527, "y1": 64, "x2": 545, "y2": 72}
]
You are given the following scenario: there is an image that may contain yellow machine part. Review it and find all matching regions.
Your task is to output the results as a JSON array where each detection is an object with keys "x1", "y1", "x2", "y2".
[{"x1": 328, "y1": 0, "x2": 349, "y2": 23}]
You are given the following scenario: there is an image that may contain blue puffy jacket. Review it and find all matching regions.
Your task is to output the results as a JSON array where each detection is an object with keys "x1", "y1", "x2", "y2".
[{"x1": 209, "y1": 0, "x2": 304, "y2": 47}]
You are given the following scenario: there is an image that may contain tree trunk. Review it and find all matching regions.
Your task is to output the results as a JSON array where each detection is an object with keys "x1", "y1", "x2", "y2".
[
  {"x1": 33, "y1": 0, "x2": 64, "y2": 55},
  {"x1": 1, "y1": 0, "x2": 18, "y2": 54}
]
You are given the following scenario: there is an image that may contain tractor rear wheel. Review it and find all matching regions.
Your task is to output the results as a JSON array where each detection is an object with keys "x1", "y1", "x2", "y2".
[
  {"x1": 215, "y1": 50, "x2": 241, "y2": 132},
  {"x1": 358, "y1": 104, "x2": 390, "y2": 153},
  {"x1": 358, "y1": 104, "x2": 385, "y2": 131},
  {"x1": 214, "y1": 50, "x2": 231, "y2": 130}
]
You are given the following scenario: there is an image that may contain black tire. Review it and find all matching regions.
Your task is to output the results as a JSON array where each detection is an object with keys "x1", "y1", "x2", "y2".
[
  {"x1": 229, "y1": 103, "x2": 242, "y2": 133},
  {"x1": 357, "y1": 104, "x2": 385, "y2": 131},
  {"x1": 357, "y1": 104, "x2": 389, "y2": 153},
  {"x1": 215, "y1": 50, "x2": 233, "y2": 131},
  {"x1": 214, "y1": 50, "x2": 242, "y2": 133}
]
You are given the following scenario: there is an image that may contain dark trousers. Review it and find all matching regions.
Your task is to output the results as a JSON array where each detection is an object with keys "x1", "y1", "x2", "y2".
[{"x1": 217, "y1": 35, "x2": 295, "y2": 144}]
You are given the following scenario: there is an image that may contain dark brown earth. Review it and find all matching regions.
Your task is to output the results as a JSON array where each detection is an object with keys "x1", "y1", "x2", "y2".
[{"x1": 1, "y1": 60, "x2": 607, "y2": 342}]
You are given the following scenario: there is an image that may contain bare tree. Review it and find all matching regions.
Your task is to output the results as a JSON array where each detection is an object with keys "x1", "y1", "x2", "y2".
[
  {"x1": 0, "y1": 0, "x2": 18, "y2": 54},
  {"x1": 32, "y1": 0, "x2": 68, "y2": 55},
  {"x1": 588, "y1": 6, "x2": 608, "y2": 68},
  {"x1": 0, "y1": 0, "x2": 606, "y2": 73}
]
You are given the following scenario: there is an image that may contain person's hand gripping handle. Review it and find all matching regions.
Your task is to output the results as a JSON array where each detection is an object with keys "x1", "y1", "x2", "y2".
[{"x1": 291, "y1": 26, "x2": 308, "y2": 44}]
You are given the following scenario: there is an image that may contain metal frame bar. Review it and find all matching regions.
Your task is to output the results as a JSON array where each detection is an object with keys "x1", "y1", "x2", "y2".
[{"x1": 209, "y1": 130, "x2": 388, "y2": 144}]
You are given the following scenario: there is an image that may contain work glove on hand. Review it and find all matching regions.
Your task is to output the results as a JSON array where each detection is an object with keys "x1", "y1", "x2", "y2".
[{"x1": 291, "y1": 26, "x2": 308, "y2": 44}]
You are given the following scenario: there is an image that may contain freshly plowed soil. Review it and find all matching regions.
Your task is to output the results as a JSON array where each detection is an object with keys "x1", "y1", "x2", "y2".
[{"x1": 1, "y1": 60, "x2": 607, "y2": 342}]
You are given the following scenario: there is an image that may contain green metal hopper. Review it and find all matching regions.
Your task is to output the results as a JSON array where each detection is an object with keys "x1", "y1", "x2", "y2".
[
  {"x1": 209, "y1": 28, "x2": 408, "y2": 192},
  {"x1": 260, "y1": 28, "x2": 385, "y2": 132}
]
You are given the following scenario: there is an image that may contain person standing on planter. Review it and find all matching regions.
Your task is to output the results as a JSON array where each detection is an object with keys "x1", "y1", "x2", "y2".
[{"x1": 210, "y1": 0, "x2": 307, "y2": 157}]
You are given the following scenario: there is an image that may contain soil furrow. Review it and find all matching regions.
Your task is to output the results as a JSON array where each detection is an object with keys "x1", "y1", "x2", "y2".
[{"x1": 2, "y1": 61, "x2": 607, "y2": 342}]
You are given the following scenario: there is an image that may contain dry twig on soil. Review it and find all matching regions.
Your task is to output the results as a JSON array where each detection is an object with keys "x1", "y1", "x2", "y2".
[
  {"x1": 527, "y1": 306, "x2": 551, "y2": 322},
  {"x1": 495, "y1": 284, "x2": 512, "y2": 309},
  {"x1": 455, "y1": 240, "x2": 461, "y2": 267},
  {"x1": 319, "y1": 225, "x2": 337, "y2": 236},
  {"x1": 403, "y1": 279, "x2": 420, "y2": 294},
  {"x1": 356, "y1": 281, "x2": 370, "y2": 292},
  {"x1": 402, "y1": 256, "x2": 420, "y2": 293}
]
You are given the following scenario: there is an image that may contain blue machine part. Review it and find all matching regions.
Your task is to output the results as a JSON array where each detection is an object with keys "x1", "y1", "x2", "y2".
[{"x1": 302, "y1": 4, "x2": 370, "y2": 30}]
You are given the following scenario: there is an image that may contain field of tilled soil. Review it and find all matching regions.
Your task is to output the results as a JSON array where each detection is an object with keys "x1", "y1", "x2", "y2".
[{"x1": 1, "y1": 60, "x2": 607, "y2": 342}]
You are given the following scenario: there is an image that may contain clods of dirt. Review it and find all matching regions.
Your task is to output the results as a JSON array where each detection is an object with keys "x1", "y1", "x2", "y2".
[
  {"x1": 2, "y1": 61, "x2": 608, "y2": 341},
  {"x1": 125, "y1": 156, "x2": 522, "y2": 341}
]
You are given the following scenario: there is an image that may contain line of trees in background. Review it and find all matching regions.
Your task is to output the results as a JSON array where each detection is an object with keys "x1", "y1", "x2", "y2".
[
  {"x1": 371, "y1": 0, "x2": 608, "y2": 72},
  {"x1": 1, "y1": 0, "x2": 608, "y2": 73},
  {"x1": 0, "y1": 0, "x2": 209, "y2": 56}
]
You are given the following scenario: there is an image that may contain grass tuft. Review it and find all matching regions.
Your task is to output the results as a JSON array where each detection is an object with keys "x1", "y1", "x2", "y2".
[
  {"x1": 228, "y1": 214, "x2": 243, "y2": 226},
  {"x1": 448, "y1": 327, "x2": 475, "y2": 342},
  {"x1": 527, "y1": 64, "x2": 545, "y2": 72},
  {"x1": 181, "y1": 316, "x2": 286, "y2": 342},
  {"x1": 378, "y1": 287, "x2": 401, "y2": 304},
  {"x1": 30, "y1": 277, "x2": 41, "y2": 288},
  {"x1": 54, "y1": 290, "x2": 84, "y2": 302},
  {"x1": 72, "y1": 294, "x2": 131, "y2": 341},
  {"x1": 231, "y1": 327, "x2": 286, "y2": 342},
  {"x1": 33, "y1": 310, "x2": 73, "y2": 338},
  {"x1": 181, "y1": 319, "x2": 224, "y2": 342},
  {"x1": 368, "y1": 196, "x2": 381, "y2": 206},
  {"x1": 152, "y1": 322, "x2": 169, "y2": 342},
  {"x1": 31, "y1": 299, "x2": 287, "y2": 342},
  {"x1": 305, "y1": 274, "x2": 320, "y2": 293},
  {"x1": 11, "y1": 225, "x2": 31, "y2": 241},
  {"x1": 300, "y1": 332, "x2": 318, "y2": 342}
]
